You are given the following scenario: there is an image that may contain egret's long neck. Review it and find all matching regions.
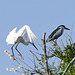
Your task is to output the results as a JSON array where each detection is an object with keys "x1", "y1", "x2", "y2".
[{"x1": 16, "y1": 36, "x2": 29, "y2": 45}]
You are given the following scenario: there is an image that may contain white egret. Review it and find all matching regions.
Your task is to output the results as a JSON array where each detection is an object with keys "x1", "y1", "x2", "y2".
[{"x1": 6, "y1": 25, "x2": 38, "y2": 60}]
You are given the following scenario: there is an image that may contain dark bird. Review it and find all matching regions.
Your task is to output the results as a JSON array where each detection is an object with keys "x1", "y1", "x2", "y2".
[{"x1": 46, "y1": 25, "x2": 70, "y2": 42}]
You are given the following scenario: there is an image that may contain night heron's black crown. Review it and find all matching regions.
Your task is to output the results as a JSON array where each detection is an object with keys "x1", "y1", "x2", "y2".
[{"x1": 58, "y1": 25, "x2": 65, "y2": 28}]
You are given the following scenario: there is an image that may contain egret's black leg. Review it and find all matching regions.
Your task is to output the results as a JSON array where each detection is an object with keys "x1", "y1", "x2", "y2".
[
  {"x1": 15, "y1": 44, "x2": 24, "y2": 60},
  {"x1": 11, "y1": 44, "x2": 15, "y2": 61},
  {"x1": 30, "y1": 42, "x2": 38, "y2": 50}
]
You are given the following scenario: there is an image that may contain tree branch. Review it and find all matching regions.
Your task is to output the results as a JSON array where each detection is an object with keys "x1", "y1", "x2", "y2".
[
  {"x1": 62, "y1": 57, "x2": 75, "y2": 75},
  {"x1": 41, "y1": 32, "x2": 51, "y2": 75}
]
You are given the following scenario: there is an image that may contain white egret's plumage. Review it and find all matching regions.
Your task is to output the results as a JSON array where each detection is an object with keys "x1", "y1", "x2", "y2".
[
  {"x1": 6, "y1": 25, "x2": 37, "y2": 44},
  {"x1": 6, "y1": 27, "x2": 17, "y2": 44},
  {"x1": 6, "y1": 25, "x2": 38, "y2": 60}
]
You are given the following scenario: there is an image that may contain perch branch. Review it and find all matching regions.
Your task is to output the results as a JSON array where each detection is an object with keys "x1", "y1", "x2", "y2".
[{"x1": 41, "y1": 32, "x2": 51, "y2": 75}]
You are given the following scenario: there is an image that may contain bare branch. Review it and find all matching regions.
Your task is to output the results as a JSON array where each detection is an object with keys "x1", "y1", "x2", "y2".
[
  {"x1": 41, "y1": 32, "x2": 51, "y2": 75},
  {"x1": 62, "y1": 57, "x2": 75, "y2": 75}
]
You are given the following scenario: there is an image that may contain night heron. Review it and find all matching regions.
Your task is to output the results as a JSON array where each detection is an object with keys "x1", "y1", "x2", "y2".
[
  {"x1": 6, "y1": 25, "x2": 38, "y2": 60},
  {"x1": 46, "y1": 25, "x2": 70, "y2": 43}
]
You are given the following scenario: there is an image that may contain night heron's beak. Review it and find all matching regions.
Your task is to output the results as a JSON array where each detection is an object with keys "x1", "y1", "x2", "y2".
[{"x1": 65, "y1": 27, "x2": 70, "y2": 30}]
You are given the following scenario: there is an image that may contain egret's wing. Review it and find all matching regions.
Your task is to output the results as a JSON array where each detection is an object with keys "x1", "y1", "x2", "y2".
[
  {"x1": 17, "y1": 25, "x2": 37, "y2": 43},
  {"x1": 25, "y1": 25, "x2": 37, "y2": 42},
  {"x1": 24, "y1": 25, "x2": 37, "y2": 43},
  {"x1": 17, "y1": 25, "x2": 29, "y2": 42},
  {"x1": 17, "y1": 25, "x2": 38, "y2": 50},
  {"x1": 6, "y1": 27, "x2": 17, "y2": 44}
]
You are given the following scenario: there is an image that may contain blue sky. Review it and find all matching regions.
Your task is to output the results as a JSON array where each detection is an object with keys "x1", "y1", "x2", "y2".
[{"x1": 0, "y1": 0, "x2": 75, "y2": 75}]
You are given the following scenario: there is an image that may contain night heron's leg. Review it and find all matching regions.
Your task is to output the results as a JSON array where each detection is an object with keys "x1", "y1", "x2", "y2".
[
  {"x1": 15, "y1": 44, "x2": 24, "y2": 60},
  {"x1": 11, "y1": 44, "x2": 15, "y2": 61},
  {"x1": 53, "y1": 40, "x2": 60, "y2": 49},
  {"x1": 53, "y1": 39, "x2": 57, "y2": 44},
  {"x1": 29, "y1": 42, "x2": 38, "y2": 50}
]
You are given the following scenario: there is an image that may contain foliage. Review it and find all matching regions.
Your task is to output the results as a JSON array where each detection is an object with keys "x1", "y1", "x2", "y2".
[{"x1": 60, "y1": 43, "x2": 75, "y2": 75}]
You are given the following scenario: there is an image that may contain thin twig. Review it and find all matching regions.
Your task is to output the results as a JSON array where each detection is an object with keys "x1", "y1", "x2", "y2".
[
  {"x1": 16, "y1": 57, "x2": 33, "y2": 70},
  {"x1": 29, "y1": 50, "x2": 38, "y2": 60}
]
